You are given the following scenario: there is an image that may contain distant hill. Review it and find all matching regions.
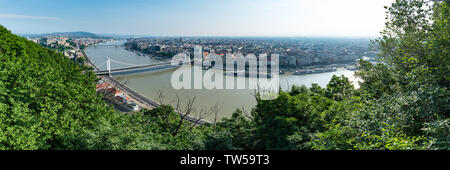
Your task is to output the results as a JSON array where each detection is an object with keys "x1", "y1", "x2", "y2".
[
  {"x1": 22, "y1": 31, "x2": 109, "y2": 39},
  {"x1": 97, "y1": 33, "x2": 141, "y2": 39}
]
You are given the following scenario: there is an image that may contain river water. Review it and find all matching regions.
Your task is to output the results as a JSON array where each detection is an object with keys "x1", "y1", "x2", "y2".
[{"x1": 86, "y1": 40, "x2": 357, "y2": 121}]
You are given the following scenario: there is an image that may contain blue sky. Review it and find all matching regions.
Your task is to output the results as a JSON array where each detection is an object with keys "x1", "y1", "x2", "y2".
[{"x1": 0, "y1": 0, "x2": 394, "y2": 37}]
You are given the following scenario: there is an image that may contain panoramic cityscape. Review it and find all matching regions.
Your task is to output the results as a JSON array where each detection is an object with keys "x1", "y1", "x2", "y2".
[
  {"x1": 0, "y1": 0, "x2": 448, "y2": 168},
  {"x1": 23, "y1": 34, "x2": 367, "y2": 120}
]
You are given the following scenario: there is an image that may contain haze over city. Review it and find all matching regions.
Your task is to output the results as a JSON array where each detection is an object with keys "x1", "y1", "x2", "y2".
[{"x1": 0, "y1": 0, "x2": 394, "y2": 37}]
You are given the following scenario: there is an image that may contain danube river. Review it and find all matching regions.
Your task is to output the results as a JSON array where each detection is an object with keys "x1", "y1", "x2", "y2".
[{"x1": 86, "y1": 40, "x2": 357, "y2": 121}]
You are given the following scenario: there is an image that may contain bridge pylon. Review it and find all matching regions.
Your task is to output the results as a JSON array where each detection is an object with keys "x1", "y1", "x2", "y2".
[{"x1": 106, "y1": 58, "x2": 111, "y2": 76}]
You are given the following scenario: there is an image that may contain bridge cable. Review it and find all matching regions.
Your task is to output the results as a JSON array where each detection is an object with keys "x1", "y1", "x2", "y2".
[
  {"x1": 109, "y1": 59, "x2": 142, "y2": 67},
  {"x1": 96, "y1": 61, "x2": 107, "y2": 69}
]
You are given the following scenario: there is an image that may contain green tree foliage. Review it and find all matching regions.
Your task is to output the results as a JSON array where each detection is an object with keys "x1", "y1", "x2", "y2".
[
  {"x1": 205, "y1": 110, "x2": 255, "y2": 150},
  {"x1": 0, "y1": 26, "x2": 109, "y2": 149},
  {"x1": 325, "y1": 75, "x2": 354, "y2": 101},
  {"x1": 310, "y1": 0, "x2": 448, "y2": 150},
  {"x1": 360, "y1": 0, "x2": 449, "y2": 149}
]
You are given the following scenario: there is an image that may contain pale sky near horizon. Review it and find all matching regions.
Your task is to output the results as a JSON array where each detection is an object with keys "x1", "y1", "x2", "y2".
[{"x1": 0, "y1": 0, "x2": 394, "y2": 37}]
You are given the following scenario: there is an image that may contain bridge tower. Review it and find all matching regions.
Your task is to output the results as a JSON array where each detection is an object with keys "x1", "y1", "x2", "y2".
[{"x1": 106, "y1": 58, "x2": 111, "y2": 76}]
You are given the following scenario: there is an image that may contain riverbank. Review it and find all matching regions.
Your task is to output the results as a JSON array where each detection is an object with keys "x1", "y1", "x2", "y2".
[
  {"x1": 281, "y1": 62, "x2": 357, "y2": 75},
  {"x1": 124, "y1": 45, "x2": 172, "y2": 61}
]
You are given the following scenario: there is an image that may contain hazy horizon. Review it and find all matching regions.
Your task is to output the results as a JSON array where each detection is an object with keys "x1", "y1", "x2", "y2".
[
  {"x1": 18, "y1": 32, "x2": 378, "y2": 39},
  {"x1": 1, "y1": 0, "x2": 394, "y2": 37}
]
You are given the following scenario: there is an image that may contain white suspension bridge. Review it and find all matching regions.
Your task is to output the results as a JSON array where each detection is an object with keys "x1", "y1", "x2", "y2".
[
  {"x1": 93, "y1": 58, "x2": 186, "y2": 76},
  {"x1": 86, "y1": 57, "x2": 210, "y2": 125}
]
